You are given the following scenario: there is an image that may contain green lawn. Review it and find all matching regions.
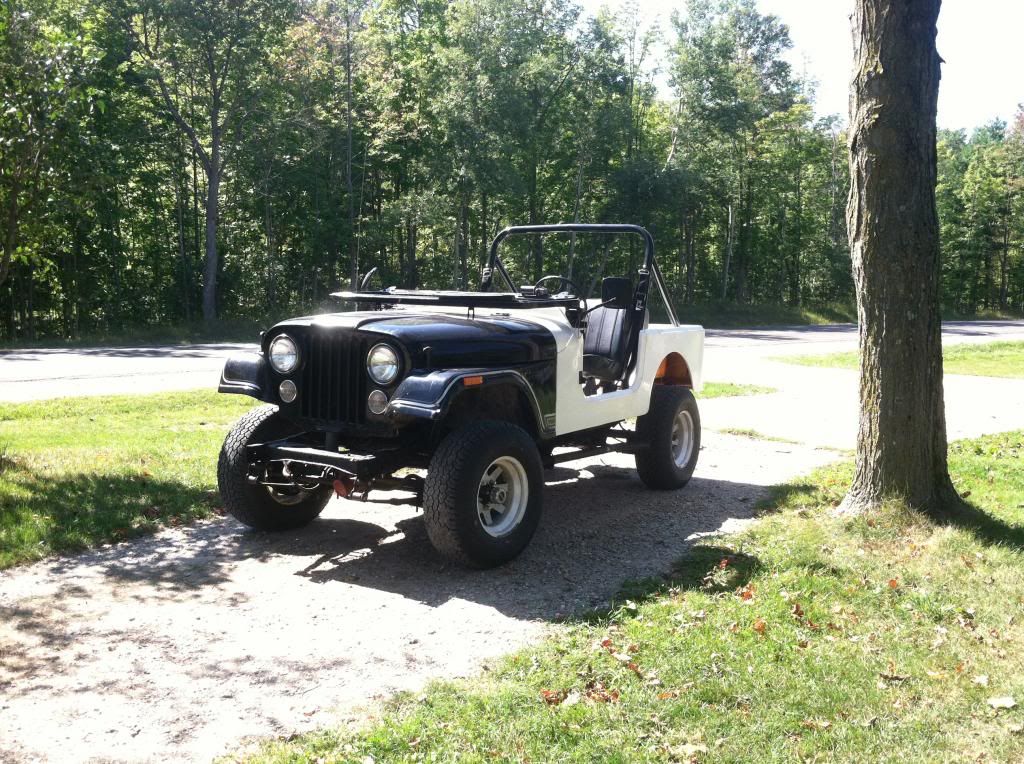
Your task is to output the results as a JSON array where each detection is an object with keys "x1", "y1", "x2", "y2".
[
  {"x1": 0, "y1": 391, "x2": 251, "y2": 568},
  {"x1": 777, "y1": 340, "x2": 1024, "y2": 378},
  {"x1": 701, "y1": 382, "x2": 777, "y2": 398},
  {"x1": 248, "y1": 431, "x2": 1024, "y2": 763}
]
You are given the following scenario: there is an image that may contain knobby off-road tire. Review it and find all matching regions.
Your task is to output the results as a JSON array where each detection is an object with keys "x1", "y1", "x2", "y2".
[
  {"x1": 635, "y1": 386, "x2": 701, "y2": 489},
  {"x1": 423, "y1": 421, "x2": 544, "y2": 568},
  {"x1": 218, "y1": 405, "x2": 331, "y2": 531}
]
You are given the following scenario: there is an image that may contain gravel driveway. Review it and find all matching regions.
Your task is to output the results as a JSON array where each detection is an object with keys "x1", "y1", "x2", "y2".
[{"x1": 0, "y1": 434, "x2": 840, "y2": 763}]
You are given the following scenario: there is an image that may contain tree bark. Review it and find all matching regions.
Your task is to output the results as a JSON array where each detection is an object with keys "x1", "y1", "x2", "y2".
[
  {"x1": 843, "y1": 0, "x2": 960, "y2": 514},
  {"x1": 202, "y1": 147, "x2": 220, "y2": 323}
]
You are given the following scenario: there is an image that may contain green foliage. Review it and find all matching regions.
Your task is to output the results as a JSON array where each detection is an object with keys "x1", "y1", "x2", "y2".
[
  {"x1": 0, "y1": 0, "x2": 1020, "y2": 341},
  {"x1": 244, "y1": 431, "x2": 1024, "y2": 763},
  {"x1": 0, "y1": 391, "x2": 250, "y2": 567}
]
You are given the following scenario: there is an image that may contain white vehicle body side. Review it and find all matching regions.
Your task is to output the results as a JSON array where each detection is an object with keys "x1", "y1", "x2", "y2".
[{"x1": 443, "y1": 305, "x2": 704, "y2": 437}]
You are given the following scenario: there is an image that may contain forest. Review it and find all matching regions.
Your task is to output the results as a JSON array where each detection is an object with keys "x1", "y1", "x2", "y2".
[{"x1": 1, "y1": 0, "x2": 1022, "y2": 340}]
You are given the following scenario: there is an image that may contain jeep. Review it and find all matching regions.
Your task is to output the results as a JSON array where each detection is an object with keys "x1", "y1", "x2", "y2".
[{"x1": 217, "y1": 224, "x2": 704, "y2": 567}]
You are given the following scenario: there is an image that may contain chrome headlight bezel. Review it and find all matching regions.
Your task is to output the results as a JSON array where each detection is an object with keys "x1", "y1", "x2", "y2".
[
  {"x1": 268, "y1": 334, "x2": 300, "y2": 374},
  {"x1": 367, "y1": 343, "x2": 400, "y2": 385}
]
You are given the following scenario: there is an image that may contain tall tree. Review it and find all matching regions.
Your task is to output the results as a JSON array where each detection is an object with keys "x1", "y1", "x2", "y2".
[
  {"x1": 843, "y1": 0, "x2": 960, "y2": 514},
  {"x1": 116, "y1": 0, "x2": 291, "y2": 323}
]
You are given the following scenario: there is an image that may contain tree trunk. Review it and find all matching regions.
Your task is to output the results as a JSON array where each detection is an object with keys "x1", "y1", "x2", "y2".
[
  {"x1": 202, "y1": 152, "x2": 220, "y2": 324},
  {"x1": 843, "y1": 0, "x2": 959, "y2": 515}
]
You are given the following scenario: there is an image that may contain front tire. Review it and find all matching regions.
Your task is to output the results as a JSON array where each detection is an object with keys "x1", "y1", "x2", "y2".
[
  {"x1": 635, "y1": 387, "x2": 701, "y2": 489},
  {"x1": 423, "y1": 421, "x2": 544, "y2": 568},
  {"x1": 218, "y1": 405, "x2": 332, "y2": 531}
]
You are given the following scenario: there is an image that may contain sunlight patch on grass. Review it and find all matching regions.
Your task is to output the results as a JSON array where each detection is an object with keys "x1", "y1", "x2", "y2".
[
  {"x1": 700, "y1": 381, "x2": 777, "y2": 398},
  {"x1": 776, "y1": 341, "x2": 1024, "y2": 378}
]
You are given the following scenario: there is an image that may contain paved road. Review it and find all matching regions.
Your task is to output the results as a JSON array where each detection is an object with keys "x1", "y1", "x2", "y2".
[{"x1": 2, "y1": 320, "x2": 1022, "y2": 403}]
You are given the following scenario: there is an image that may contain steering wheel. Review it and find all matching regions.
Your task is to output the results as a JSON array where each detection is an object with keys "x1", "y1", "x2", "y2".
[{"x1": 532, "y1": 275, "x2": 582, "y2": 297}]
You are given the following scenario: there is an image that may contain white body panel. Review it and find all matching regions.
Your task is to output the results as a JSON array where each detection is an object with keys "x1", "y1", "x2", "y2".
[
  {"x1": 520, "y1": 308, "x2": 703, "y2": 436},
  {"x1": 401, "y1": 304, "x2": 704, "y2": 437}
]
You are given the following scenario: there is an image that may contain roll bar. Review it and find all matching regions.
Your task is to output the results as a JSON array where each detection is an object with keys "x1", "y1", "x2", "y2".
[{"x1": 481, "y1": 223, "x2": 678, "y2": 326}]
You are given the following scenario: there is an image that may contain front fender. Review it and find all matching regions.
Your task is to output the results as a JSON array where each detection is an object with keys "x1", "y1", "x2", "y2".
[
  {"x1": 387, "y1": 367, "x2": 554, "y2": 436},
  {"x1": 218, "y1": 353, "x2": 268, "y2": 399}
]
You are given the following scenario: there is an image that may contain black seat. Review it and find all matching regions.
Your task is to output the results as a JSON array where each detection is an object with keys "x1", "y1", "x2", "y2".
[{"x1": 583, "y1": 277, "x2": 634, "y2": 382}]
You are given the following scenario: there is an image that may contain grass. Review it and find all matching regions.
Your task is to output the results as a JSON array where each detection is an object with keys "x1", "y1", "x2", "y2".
[
  {"x1": 675, "y1": 301, "x2": 858, "y2": 329},
  {"x1": 245, "y1": 430, "x2": 1024, "y2": 763},
  {"x1": 777, "y1": 341, "x2": 1024, "y2": 379},
  {"x1": 716, "y1": 427, "x2": 799, "y2": 444},
  {"x1": 0, "y1": 391, "x2": 251, "y2": 568},
  {"x1": 700, "y1": 382, "x2": 777, "y2": 399}
]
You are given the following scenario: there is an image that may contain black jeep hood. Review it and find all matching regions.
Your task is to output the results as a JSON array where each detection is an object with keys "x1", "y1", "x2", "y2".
[{"x1": 271, "y1": 311, "x2": 556, "y2": 369}]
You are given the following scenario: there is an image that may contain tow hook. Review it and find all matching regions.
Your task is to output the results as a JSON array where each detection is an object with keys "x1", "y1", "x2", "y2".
[{"x1": 333, "y1": 476, "x2": 355, "y2": 498}]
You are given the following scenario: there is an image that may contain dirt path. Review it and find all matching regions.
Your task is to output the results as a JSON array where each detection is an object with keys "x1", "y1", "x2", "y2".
[{"x1": 0, "y1": 433, "x2": 840, "y2": 763}]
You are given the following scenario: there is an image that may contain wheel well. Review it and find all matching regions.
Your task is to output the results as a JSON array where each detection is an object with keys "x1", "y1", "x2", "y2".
[
  {"x1": 442, "y1": 384, "x2": 539, "y2": 439},
  {"x1": 654, "y1": 352, "x2": 693, "y2": 387}
]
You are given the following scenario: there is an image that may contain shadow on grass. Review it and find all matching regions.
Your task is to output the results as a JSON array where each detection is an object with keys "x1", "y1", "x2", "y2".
[
  {"x1": 571, "y1": 546, "x2": 763, "y2": 625},
  {"x1": 945, "y1": 500, "x2": 1024, "y2": 552},
  {"x1": 0, "y1": 462, "x2": 218, "y2": 570}
]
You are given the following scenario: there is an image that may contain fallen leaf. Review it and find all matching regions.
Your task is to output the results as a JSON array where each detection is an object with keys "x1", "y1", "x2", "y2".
[
  {"x1": 658, "y1": 690, "x2": 680, "y2": 700},
  {"x1": 800, "y1": 719, "x2": 832, "y2": 730},
  {"x1": 541, "y1": 689, "x2": 567, "y2": 705},
  {"x1": 585, "y1": 682, "x2": 620, "y2": 703},
  {"x1": 791, "y1": 602, "x2": 804, "y2": 619},
  {"x1": 888, "y1": 578, "x2": 899, "y2": 590},
  {"x1": 752, "y1": 618, "x2": 767, "y2": 635},
  {"x1": 988, "y1": 696, "x2": 1016, "y2": 710},
  {"x1": 879, "y1": 672, "x2": 908, "y2": 683},
  {"x1": 739, "y1": 585, "x2": 755, "y2": 601}
]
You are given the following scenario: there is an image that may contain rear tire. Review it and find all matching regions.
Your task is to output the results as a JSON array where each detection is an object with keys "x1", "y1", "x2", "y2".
[
  {"x1": 635, "y1": 387, "x2": 701, "y2": 489},
  {"x1": 218, "y1": 405, "x2": 331, "y2": 531},
  {"x1": 423, "y1": 421, "x2": 544, "y2": 568}
]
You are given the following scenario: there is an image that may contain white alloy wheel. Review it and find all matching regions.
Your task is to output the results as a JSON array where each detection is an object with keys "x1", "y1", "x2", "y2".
[
  {"x1": 476, "y1": 456, "x2": 529, "y2": 537},
  {"x1": 671, "y1": 409, "x2": 696, "y2": 468}
]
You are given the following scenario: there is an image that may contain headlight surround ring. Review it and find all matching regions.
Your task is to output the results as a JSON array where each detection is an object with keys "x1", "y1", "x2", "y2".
[
  {"x1": 367, "y1": 343, "x2": 400, "y2": 385},
  {"x1": 268, "y1": 334, "x2": 300, "y2": 374}
]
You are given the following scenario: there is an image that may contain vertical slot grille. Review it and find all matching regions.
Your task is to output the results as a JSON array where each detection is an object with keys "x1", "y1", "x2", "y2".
[{"x1": 298, "y1": 331, "x2": 368, "y2": 425}]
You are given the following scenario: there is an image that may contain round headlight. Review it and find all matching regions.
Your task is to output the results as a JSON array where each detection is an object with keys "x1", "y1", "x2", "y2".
[
  {"x1": 367, "y1": 343, "x2": 400, "y2": 385},
  {"x1": 268, "y1": 334, "x2": 299, "y2": 374}
]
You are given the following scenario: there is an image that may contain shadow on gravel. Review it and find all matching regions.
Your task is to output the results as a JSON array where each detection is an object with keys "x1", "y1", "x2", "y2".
[
  {"x1": 15, "y1": 462, "x2": 773, "y2": 620},
  {"x1": 207, "y1": 462, "x2": 771, "y2": 620}
]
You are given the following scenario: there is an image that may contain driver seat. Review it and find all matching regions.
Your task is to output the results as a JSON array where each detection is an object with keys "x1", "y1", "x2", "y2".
[{"x1": 582, "y1": 277, "x2": 634, "y2": 382}]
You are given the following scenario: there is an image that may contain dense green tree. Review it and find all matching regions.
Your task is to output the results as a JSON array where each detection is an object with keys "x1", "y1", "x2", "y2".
[{"x1": 0, "y1": 0, "x2": 1019, "y2": 340}]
